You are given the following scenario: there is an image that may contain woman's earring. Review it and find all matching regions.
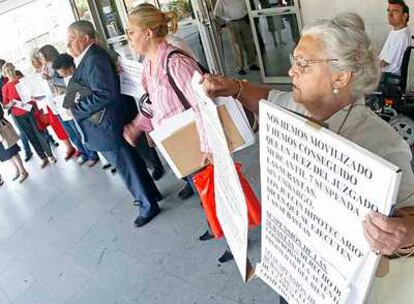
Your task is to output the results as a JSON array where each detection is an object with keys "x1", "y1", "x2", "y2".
[{"x1": 333, "y1": 87, "x2": 339, "y2": 95}]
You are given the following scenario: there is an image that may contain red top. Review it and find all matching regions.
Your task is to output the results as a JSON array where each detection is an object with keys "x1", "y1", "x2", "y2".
[{"x1": 1, "y1": 77, "x2": 28, "y2": 117}]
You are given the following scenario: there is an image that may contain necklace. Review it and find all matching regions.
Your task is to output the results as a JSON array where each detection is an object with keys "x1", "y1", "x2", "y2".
[{"x1": 336, "y1": 103, "x2": 355, "y2": 134}]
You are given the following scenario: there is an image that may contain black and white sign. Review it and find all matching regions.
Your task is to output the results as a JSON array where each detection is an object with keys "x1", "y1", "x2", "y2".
[{"x1": 256, "y1": 101, "x2": 401, "y2": 304}]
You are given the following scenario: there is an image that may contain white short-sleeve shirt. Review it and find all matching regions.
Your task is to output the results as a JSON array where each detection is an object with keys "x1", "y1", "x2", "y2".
[{"x1": 379, "y1": 27, "x2": 411, "y2": 75}]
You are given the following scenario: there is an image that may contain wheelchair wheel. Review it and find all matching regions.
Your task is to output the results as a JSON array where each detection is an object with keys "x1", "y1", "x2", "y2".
[{"x1": 389, "y1": 114, "x2": 414, "y2": 146}]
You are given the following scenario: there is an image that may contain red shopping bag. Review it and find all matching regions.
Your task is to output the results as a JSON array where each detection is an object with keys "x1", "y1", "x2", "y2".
[{"x1": 193, "y1": 162, "x2": 261, "y2": 239}]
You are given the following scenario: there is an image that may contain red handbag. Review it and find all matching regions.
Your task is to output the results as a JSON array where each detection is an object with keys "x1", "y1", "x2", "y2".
[
  {"x1": 193, "y1": 162, "x2": 261, "y2": 239},
  {"x1": 32, "y1": 103, "x2": 50, "y2": 131}
]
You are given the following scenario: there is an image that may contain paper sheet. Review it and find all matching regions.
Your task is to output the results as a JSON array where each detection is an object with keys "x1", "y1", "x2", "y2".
[
  {"x1": 192, "y1": 71, "x2": 251, "y2": 282},
  {"x1": 119, "y1": 57, "x2": 145, "y2": 98}
]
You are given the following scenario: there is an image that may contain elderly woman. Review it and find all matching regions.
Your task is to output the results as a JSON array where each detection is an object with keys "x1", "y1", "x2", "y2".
[
  {"x1": 203, "y1": 13, "x2": 414, "y2": 304},
  {"x1": 37, "y1": 45, "x2": 76, "y2": 161}
]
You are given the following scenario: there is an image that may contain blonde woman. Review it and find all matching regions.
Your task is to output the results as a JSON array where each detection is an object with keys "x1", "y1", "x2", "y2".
[
  {"x1": 2, "y1": 63, "x2": 55, "y2": 168},
  {"x1": 123, "y1": 4, "x2": 212, "y2": 200}
]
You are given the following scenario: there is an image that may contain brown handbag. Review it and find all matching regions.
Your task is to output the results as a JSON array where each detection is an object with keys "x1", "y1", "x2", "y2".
[{"x1": 0, "y1": 119, "x2": 20, "y2": 149}]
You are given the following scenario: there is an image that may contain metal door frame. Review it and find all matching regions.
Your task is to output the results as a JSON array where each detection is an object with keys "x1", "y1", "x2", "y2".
[
  {"x1": 191, "y1": 0, "x2": 225, "y2": 75},
  {"x1": 246, "y1": 0, "x2": 303, "y2": 83}
]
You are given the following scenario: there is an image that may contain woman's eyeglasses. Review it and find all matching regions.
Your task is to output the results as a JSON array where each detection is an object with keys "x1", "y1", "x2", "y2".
[{"x1": 289, "y1": 54, "x2": 339, "y2": 73}]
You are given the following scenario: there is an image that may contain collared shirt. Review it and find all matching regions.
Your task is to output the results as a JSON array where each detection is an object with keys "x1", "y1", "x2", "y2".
[
  {"x1": 268, "y1": 90, "x2": 414, "y2": 208},
  {"x1": 379, "y1": 27, "x2": 411, "y2": 75},
  {"x1": 74, "y1": 43, "x2": 94, "y2": 68},
  {"x1": 132, "y1": 40, "x2": 210, "y2": 152},
  {"x1": 213, "y1": 0, "x2": 247, "y2": 22}
]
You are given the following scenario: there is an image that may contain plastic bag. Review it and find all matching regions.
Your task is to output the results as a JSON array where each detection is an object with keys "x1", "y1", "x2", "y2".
[{"x1": 193, "y1": 162, "x2": 261, "y2": 239}]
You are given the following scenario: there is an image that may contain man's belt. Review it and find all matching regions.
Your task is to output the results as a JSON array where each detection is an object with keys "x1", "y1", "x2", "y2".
[{"x1": 230, "y1": 15, "x2": 248, "y2": 22}]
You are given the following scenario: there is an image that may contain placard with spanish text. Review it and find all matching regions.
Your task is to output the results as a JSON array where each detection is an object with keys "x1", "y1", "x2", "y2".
[
  {"x1": 192, "y1": 72, "x2": 252, "y2": 281},
  {"x1": 256, "y1": 101, "x2": 401, "y2": 304}
]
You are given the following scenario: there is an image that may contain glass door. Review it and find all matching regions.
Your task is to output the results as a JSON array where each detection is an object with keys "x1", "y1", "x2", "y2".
[
  {"x1": 247, "y1": 0, "x2": 302, "y2": 83},
  {"x1": 190, "y1": 0, "x2": 225, "y2": 75}
]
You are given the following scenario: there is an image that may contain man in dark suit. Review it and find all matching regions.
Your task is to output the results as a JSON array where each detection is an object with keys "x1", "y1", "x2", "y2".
[{"x1": 65, "y1": 20, "x2": 162, "y2": 227}]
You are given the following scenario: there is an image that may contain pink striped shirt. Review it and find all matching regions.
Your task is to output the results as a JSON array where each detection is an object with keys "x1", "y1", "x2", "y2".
[{"x1": 133, "y1": 40, "x2": 211, "y2": 152}]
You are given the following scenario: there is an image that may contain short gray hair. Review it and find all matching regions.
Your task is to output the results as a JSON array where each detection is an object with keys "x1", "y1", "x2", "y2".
[
  {"x1": 69, "y1": 20, "x2": 96, "y2": 39},
  {"x1": 302, "y1": 13, "x2": 380, "y2": 100}
]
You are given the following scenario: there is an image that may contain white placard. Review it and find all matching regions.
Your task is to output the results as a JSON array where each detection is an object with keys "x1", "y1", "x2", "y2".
[
  {"x1": 16, "y1": 75, "x2": 53, "y2": 113},
  {"x1": 256, "y1": 101, "x2": 401, "y2": 304},
  {"x1": 54, "y1": 95, "x2": 74, "y2": 121},
  {"x1": 11, "y1": 99, "x2": 32, "y2": 112},
  {"x1": 119, "y1": 57, "x2": 145, "y2": 98},
  {"x1": 192, "y1": 72, "x2": 251, "y2": 281},
  {"x1": 15, "y1": 75, "x2": 52, "y2": 103}
]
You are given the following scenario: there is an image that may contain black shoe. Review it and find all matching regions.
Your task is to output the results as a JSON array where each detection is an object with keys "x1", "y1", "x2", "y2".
[
  {"x1": 218, "y1": 250, "x2": 234, "y2": 263},
  {"x1": 151, "y1": 167, "x2": 164, "y2": 181},
  {"x1": 249, "y1": 64, "x2": 260, "y2": 71},
  {"x1": 110, "y1": 167, "x2": 117, "y2": 174},
  {"x1": 199, "y1": 230, "x2": 214, "y2": 241},
  {"x1": 24, "y1": 153, "x2": 33, "y2": 162},
  {"x1": 178, "y1": 183, "x2": 194, "y2": 200},
  {"x1": 102, "y1": 163, "x2": 111, "y2": 170},
  {"x1": 237, "y1": 69, "x2": 246, "y2": 75},
  {"x1": 134, "y1": 208, "x2": 161, "y2": 227},
  {"x1": 155, "y1": 193, "x2": 163, "y2": 202}
]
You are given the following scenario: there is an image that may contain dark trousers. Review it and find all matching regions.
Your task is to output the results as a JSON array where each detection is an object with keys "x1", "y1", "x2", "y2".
[
  {"x1": 12, "y1": 116, "x2": 32, "y2": 156},
  {"x1": 102, "y1": 141, "x2": 161, "y2": 218},
  {"x1": 135, "y1": 134, "x2": 163, "y2": 170},
  {"x1": 62, "y1": 119, "x2": 98, "y2": 161},
  {"x1": 123, "y1": 95, "x2": 163, "y2": 171},
  {"x1": 279, "y1": 297, "x2": 288, "y2": 304},
  {"x1": 14, "y1": 112, "x2": 52, "y2": 159}
]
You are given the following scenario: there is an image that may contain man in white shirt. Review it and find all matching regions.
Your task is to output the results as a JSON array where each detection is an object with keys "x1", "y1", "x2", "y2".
[
  {"x1": 214, "y1": 0, "x2": 259, "y2": 75},
  {"x1": 379, "y1": 0, "x2": 411, "y2": 76}
]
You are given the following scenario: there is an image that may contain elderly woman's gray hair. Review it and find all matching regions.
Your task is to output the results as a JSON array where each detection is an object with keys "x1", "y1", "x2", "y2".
[
  {"x1": 303, "y1": 13, "x2": 380, "y2": 100},
  {"x1": 2, "y1": 62, "x2": 16, "y2": 78}
]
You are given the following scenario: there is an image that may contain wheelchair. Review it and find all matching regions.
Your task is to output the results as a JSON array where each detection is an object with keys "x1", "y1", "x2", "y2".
[{"x1": 367, "y1": 37, "x2": 414, "y2": 147}]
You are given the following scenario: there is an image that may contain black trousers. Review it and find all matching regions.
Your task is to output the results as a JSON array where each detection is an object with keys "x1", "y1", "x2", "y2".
[
  {"x1": 14, "y1": 111, "x2": 52, "y2": 159},
  {"x1": 124, "y1": 95, "x2": 163, "y2": 171},
  {"x1": 102, "y1": 141, "x2": 161, "y2": 218},
  {"x1": 135, "y1": 133, "x2": 163, "y2": 170},
  {"x1": 279, "y1": 297, "x2": 288, "y2": 304}
]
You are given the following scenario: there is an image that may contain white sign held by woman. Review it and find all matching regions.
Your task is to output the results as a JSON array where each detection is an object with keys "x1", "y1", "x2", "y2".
[{"x1": 256, "y1": 101, "x2": 401, "y2": 304}]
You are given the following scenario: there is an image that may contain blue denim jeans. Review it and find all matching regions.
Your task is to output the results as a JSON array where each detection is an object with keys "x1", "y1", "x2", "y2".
[{"x1": 61, "y1": 119, "x2": 98, "y2": 161}]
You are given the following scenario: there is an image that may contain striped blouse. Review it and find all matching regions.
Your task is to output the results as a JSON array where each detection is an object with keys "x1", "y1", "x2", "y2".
[{"x1": 132, "y1": 40, "x2": 211, "y2": 153}]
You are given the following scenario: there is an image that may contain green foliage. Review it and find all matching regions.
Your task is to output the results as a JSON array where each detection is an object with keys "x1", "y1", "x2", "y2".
[{"x1": 168, "y1": 0, "x2": 191, "y2": 19}]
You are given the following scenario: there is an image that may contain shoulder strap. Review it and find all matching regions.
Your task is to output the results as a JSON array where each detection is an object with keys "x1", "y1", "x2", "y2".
[{"x1": 165, "y1": 49, "x2": 209, "y2": 110}]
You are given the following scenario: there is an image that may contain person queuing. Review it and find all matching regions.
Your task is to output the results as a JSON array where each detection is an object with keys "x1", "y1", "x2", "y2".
[
  {"x1": 1, "y1": 63, "x2": 56, "y2": 169},
  {"x1": 52, "y1": 53, "x2": 100, "y2": 167},
  {"x1": 65, "y1": 20, "x2": 162, "y2": 227},
  {"x1": 37, "y1": 45, "x2": 77, "y2": 162},
  {"x1": 0, "y1": 103, "x2": 29, "y2": 184},
  {"x1": 202, "y1": 12, "x2": 414, "y2": 304},
  {"x1": 123, "y1": 4, "x2": 212, "y2": 201},
  {"x1": 0, "y1": 59, "x2": 33, "y2": 162}
]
